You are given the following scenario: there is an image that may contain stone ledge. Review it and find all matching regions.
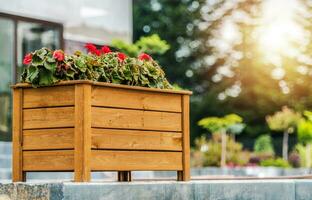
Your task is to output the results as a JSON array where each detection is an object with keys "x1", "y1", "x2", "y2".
[{"x1": 1, "y1": 180, "x2": 311, "y2": 200}]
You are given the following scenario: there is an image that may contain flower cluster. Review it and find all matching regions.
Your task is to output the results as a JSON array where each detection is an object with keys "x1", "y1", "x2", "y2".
[{"x1": 21, "y1": 44, "x2": 172, "y2": 89}]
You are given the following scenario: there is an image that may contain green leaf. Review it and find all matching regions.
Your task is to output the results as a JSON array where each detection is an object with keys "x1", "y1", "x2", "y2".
[
  {"x1": 26, "y1": 66, "x2": 39, "y2": 82},
  {"x1": 31, "y1": 54, "x2": 45, "y2": 66},
  {"x1": 44, "y1": 61, "x2": 57, "y2": 72},
  {"x1": 38, "y1": 68, "x2": 58, "y2": 86}
]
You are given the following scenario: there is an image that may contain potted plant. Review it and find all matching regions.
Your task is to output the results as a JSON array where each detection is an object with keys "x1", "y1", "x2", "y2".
[{"x1": 12, "y1": 45, "x2": 191, "y2": 182}]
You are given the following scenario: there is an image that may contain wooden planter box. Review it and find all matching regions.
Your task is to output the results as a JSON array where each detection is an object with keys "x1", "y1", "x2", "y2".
[{"x1": 12, "y1": 80, "x2": 192, "y2": 182}]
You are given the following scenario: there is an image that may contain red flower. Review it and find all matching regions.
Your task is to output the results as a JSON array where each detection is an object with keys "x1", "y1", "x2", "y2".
[
  {"x1": 53, "y1": 50, "x2": 65, "y2": 61},
  {"x1": 84, "y1": 43, "x2": 100, "y2": 55},
  {"x1": 138, "y1": 53, "x2": 152, "y2": 61},
  {"x1": 94, "y1": 49, "x2": 101, "y2": 56},
  {"x1": 23, "y1": 53, "x2": 32, "y2": 65},
  {"x1": 117, "y1": 52, "x2": 127, "y2": 62},
  {"x1": 101, "y1": 46, "x2": 111, "y2": 54},
  {"x1": 85, "y1": 43, "x2": 97, "y2": 52}
]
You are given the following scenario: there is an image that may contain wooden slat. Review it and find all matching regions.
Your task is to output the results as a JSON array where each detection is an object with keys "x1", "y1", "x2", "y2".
[
  {"x1": 74, "y1": 84, "x2": 91, "y2": 182},
  {"x1": 13, "y1": 80, "x2": 193, "y2": 95},
  {"x1": 92, "y1": 128, "x2": 182, "y2": 151},
  {"x1": 23, "y1": 150, "x2": 74, "y2": 171},
  {"x1": 179, "y1": 95, "x2": 191, "y2": 181},
  {"x1": 23, "y1": 107, "x2": 74, "y2": 129},
  {"x1": 91, "y1": 150, "x2": 182, "y2": 171},
  {"x1": 23, "y1": 86, "x2": 74, "y2": 108},
  {"x1": 23, "y1": 128, "x2": 74, "y2": 150},
  {"x1": 92, "y1": 107, "x2": 182, "y2": 131},
  {"x1": 92, "y1": 86, "x2": 181, "y2": 112},
  {"x1": 12, "y1": 88, "x2": 24, "y2": 181}
]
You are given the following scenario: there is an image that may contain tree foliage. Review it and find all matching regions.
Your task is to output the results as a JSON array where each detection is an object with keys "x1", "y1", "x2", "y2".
[
  {"x1": 266, "y1": 106, "x2": 301, "y2": 134},
  {"x1": 198, "y1": 114, "x2": 244, "y2": 134},
  {"x1": 254, "y1": 134, "x2": 275, "y2": 154},
  {"x1": 112, "y1": 34, "x2": 170, "y2": 57}
]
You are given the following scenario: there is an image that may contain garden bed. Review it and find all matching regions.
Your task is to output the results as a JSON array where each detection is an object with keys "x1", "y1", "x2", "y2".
[{"x1": 12, "y1": 80, "x2": 192, "y2": 182}]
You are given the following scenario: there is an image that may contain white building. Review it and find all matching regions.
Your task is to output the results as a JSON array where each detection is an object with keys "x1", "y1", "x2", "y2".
[{"x1": 0, "y1": 0, "x2": 133, "y2": 141}]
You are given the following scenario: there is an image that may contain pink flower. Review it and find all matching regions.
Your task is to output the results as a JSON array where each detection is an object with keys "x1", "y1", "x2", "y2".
[
  {"x1": 138, "y1": 53, "x2": 152, "y2": 61},
  {"x1": 117, "y1": 52, "x2": 127, "y2": 62},
  {"x1": 23, "y1": 53, "x2": 32, "y2": 65},
  {"x1": 53, "y1": 50, "x2": 65, "y2": 61},
  {"x1": 101, "y1": 46, "x2": 111, "y2": 54}
]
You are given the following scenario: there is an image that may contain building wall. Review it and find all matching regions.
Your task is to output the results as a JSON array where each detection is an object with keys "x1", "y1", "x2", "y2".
[{"x1": 0, "y1": 0, "x2": 133, "y2": 44}]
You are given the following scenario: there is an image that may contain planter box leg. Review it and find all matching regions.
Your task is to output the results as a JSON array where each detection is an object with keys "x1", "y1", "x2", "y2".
[
  {"x1": 118, "y1": 171, "x2": 132, "y2": 182},
  {"x1": 12, "y1": 88, "x2": 25, "y2": 182},
  {"x1": 177, "y1": 170, "x2": 190, "y2": 181},
  {"x1": 74, "y1": 84, "x2": 91, "y2": 182},
  {"x1": 178, "y1": 95, "x2": 191, "y2": 181}
]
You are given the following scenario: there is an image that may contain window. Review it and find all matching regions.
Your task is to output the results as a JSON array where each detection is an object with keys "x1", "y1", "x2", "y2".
[{"x1": 0, "y1": 12, "x2": 63, "y2": 141}]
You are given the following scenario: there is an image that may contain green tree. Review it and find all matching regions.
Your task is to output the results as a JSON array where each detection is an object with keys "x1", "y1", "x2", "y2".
[
  {"x1": 112, "y1": 34, "x2": 170, "y2": 57},
  {"x1": 266, "y1": 106, "x2": 301, "y2": 160},
  {"x1": 198, "y1": 114, "x2": 244, "y2": 167},
  {"x1": 254, "y1": 134, "x2": 274, "y2": 155},
  {"x1": 297, "y1": 111, "x2": 312, "y2": 167}
]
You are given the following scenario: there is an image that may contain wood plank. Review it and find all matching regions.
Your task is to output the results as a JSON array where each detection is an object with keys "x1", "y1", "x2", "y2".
[
  {"x1": 23, "y1": 107, "x2": 74, "y2": 129},
  {"x1": 91, "y1": 150, "x2": 182, "y2": 171},
  {"x1": 12, "y1": 88, "x2": 24, "y2": 181},
  {"x1": 179, "y1": 95, "x2": 191, "y2": 181},
  {"x1": 23, "y1": 86, "x2": 74, "y2": 108},
  {"x1": 13, "y1": 80, "x2": 193, "y2": 95},
  {"x1": 92, "y1": 86, "x2": 181, "y2": 112},
  {"x1": 74, "y1": 84, "x2": 91, "y2": 182},
  {"x1": 92, "y1": 107, "x2": 182, "y2": 132},
  {"x1": 92, "y1": 128, "x2": 182, "y2": 151},
  {"x1": 23, "y1": 150, "x2": 74, "y2": 171},
  {"x1": 23, "y1": 128, "x2": 74, "y2": 150}
]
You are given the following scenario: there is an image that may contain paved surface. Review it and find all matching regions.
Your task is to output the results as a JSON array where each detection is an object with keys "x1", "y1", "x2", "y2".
[{"x1": 1, "y1": 180, "x2": 312, "y2": 200}]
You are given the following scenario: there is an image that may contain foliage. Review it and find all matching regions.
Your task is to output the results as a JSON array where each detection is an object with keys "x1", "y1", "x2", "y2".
[
  {"x1": 298, "y1": 120, "x2": 312, "y2": 145},
  {"x1": 254, "y1": 134, "x2": 275, "y2": 155},
  {"x1": 198, "y1": 114, "x2": 244, "y2": 134},
  {"x1": 191, "y1": 134, "x2": 250, "y2": 167},
  {"x1": 298, "y1": 110, "x2": 312, "y2": 145},
  {"x1": 260, "y1": 158, "x2": 291, "y2": 168},
  {"x1": 266, "y1": 106, "x2": 301, "y2": 134},
  {"x1": 112, "y1": 34, "x2": 170, "y2": 57},
  {"x1": 21, "y1": 47, "x2": 172, "y2": 89},
  {"x1": 294, "y1": 144, "x2": 312, "y2": 167},
  {"x1": 134, "y1": 1, "x2": 312, "y2": 150}
]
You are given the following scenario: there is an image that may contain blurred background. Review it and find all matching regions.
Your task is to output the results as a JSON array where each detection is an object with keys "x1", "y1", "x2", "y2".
[{"x1": 2, "y1": 0, "x2": 312, "y2": 180}]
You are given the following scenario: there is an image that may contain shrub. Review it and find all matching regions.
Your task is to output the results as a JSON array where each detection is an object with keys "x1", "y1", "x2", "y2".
[
  {"x1": 254, "y1": 134, "x2": 275, "y2": 155},
  {"x1": 260, "y1": 158, "x2": 291, "y2": 168},
  {"x1": 21, "y1": 46, "x2": 172, "y2": 89},
  {"x1": 191, "y1": 134, "x2": 250, "y2": 167}
]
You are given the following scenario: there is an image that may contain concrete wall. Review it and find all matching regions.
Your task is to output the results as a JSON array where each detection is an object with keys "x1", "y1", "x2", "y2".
[{"x1": 1, "y1": 180, "x2": 312, "y2": 200}]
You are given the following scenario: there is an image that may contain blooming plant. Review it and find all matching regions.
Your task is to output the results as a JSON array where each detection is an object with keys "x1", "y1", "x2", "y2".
[{"x1": 21, "y1": 44, "x2": 172, "y2": 89}]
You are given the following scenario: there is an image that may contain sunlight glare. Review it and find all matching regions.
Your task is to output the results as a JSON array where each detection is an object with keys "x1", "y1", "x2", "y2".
[{"x1": 255, "y1": 0, "x2": 306, "y2": 65}]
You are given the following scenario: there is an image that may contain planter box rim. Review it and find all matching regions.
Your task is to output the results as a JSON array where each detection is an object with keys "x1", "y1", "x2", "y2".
[{"x1": 12, "y1": 80, "x2": 192, "y2": 95}]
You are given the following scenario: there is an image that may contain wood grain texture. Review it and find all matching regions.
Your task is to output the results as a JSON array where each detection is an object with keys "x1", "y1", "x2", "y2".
[
  {"x1": 23, "y1": 128, "x2": 74, "y2": 150},
  {"x1": 74, "y1": 84, "x2": 91, "y2": 182},
  {"x1": 92, "y1": 128, "x2": 182, "y2": 151},
  {"x1": 92, "y1": 86, "x2": 182, "y2": 112},
  {"x1": 12, "y1": 88, "x2": 24, "y2": 181},
  {"x1": 92, "y1": 107, "x2": 182, "y2": 132},
  {"x1": 23, "y1": 86, "x2": 74, "y2": 108},
  {"x1": 13, "y1": 80, "x2": 193, "y2": 95},
  {"x1": 180, "y1": 95, "x2": 190, "y2": 181},
  {"x1": 23, "y1": 107, "x2": 74, "y2": 129},
  {"x1": 23, "y1": 150, "x2": 74, "y2": 171},
  {"x1": 91, "y1": 150, "x2": 182, "y2": 171}
]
